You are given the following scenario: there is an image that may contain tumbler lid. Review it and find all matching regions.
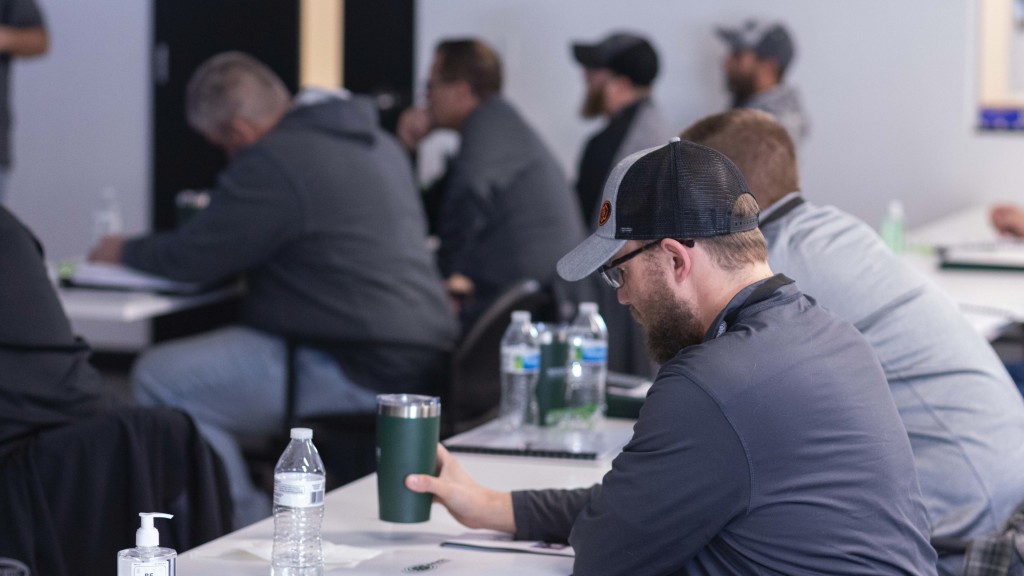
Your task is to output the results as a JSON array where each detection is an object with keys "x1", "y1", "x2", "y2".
[{"x1": 377, "y1": 394, "x2": 441, "y2": 418}]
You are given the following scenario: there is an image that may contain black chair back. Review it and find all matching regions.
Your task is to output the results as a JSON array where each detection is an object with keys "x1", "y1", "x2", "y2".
[{"x1": 444, "y1": 278, "x2": 553, "y2": 436}]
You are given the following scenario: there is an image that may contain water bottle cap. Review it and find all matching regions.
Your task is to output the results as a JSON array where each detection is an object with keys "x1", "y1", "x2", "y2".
[
  {"x1": 579, "y1": 302, "x2": 598, "y2": 315},
  {"x1": 887, "y1": 200, "x2": 904, "y2": 218},
  {"x1": 510, "y1": 310, "x2": 531, "y2": 323},
  {"x1": 290, "y1": 427, "x2": 313, "y2": 440}
]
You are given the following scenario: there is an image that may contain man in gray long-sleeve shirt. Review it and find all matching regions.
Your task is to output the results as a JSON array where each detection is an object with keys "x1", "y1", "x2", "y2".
[
  {"x1": 398, "y1": 38, "x2": 584, "y2": 328},
  {"x1": 89, "y1": 52, "x2": 457, "y2": 528},
  {"x1": 683, "y1": 108, "x2": 1024, "y2": 574},
  {"x1": 406, "y1": 140, "x2": 938, "y2": 575}
]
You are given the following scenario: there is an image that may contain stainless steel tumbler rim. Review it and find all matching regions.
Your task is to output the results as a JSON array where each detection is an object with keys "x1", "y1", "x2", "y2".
[{"x1": 377, "y1": 394, "x2": 441, "y2": 418}]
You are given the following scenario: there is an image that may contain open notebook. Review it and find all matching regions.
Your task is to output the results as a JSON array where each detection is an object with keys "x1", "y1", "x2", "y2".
[
  {"x1": 58, "y1": 261, "x2": 212, "y2": 295},
  {"x1": 938, "y1": 241, "x2": 1024, "y2": 271},
  {"x1": 444, "y1": 419, "x2": 632, "y2": 461}
]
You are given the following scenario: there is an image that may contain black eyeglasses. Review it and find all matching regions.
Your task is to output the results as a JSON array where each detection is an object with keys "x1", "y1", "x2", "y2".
[{"x1": 598, "y1": 239, "x2": 694, "y2": 289}]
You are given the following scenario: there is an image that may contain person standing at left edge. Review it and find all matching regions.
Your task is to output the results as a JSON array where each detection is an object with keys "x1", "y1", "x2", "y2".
[{"x1": 0, "y1": 0, "x2": 48, "y2": 203}]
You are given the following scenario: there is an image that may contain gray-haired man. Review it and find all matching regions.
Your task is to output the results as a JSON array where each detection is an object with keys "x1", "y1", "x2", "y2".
[{"x1": 89, "y1": 52, "x2": 457, "y2": 528}]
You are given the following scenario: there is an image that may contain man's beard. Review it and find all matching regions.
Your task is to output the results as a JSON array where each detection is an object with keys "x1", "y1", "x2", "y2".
[
  {"x1": 629, "y1": 280, "x2": 705, "y2": 364},
  {"x1": 727, "y1": 72, "x2": 756, "y2": 108},
  {"x1": 579, "y1": 83, "x2": 605, "y2": 119}
]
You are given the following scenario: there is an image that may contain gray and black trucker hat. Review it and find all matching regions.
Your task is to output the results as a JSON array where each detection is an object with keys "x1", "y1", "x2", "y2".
[
  {"x1": 716, "y1": 20, "x2": 795, "y2": 71},
  {"x1": 556, "y1": 138, "x2": 759, "y2": 282}
]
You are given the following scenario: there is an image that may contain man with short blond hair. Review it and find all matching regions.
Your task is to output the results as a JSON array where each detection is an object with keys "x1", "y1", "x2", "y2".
[{"x1": 684, "y1": 108, "x2": 1024, "y2": 574}]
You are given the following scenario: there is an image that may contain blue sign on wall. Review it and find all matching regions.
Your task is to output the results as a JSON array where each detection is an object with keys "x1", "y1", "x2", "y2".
[{"x1": 979, "y1": 107, "x2": 1024, "y2": 130}]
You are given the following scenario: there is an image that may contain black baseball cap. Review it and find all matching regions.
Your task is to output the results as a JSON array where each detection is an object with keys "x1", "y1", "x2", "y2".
[
  {"x1": 556, "y1": 138, "x2": 759, "y2": 282},
  {"x1": 716, "y1": 20, "x2": 795, "y2": 71},
  {"x1": 572, "y1": 32, "x2": 659, "y2": 87}
]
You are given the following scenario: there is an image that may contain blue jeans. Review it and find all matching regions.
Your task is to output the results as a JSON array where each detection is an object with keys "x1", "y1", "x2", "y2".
[{"x1": 132, "y1": 325, "x2": 379, "y2": 528}]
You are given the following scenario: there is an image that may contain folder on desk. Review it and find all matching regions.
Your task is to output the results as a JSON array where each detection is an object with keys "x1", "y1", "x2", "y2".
[
  {"x1": 441, "y1": 533, "x2": 575, "y2": 557},
  {"x1": 938, "y1": 241, "x2": 1024, "y2": 271},
  {"x1": 59, "y1": 261, "x2": 212, "y2": 295},
  {"x1": 444, "y1": 420, "x2": 632, "y2": 461}
]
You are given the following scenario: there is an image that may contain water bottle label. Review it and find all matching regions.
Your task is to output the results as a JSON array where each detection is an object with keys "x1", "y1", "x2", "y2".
[
  {"x1": 133, "y1": 562, "x2": 168, "y2": 576},
  {"x1": 502, "y1": 345, "x2": 540, "y2": 374},
  {"x1": 575, "y1": 340, "x2": 607, "y2": 364},
  {"x1": 274, "y1": 473, "x2": 325, "y2": 508}
]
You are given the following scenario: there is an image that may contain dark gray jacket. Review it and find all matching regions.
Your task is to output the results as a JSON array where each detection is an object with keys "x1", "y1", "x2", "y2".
[
  {"x1": 513, "y1": 276, "x2": 937, "y2": 575},
  {"x1": 439, "y1": 96, "x2": 584, "y2": 323},
  {"x1": 124, "y1": 93, "x2": 457, "y2": 391},
  {"x1": 0, "y1": 207, "x2": 115, "y2": 457}
]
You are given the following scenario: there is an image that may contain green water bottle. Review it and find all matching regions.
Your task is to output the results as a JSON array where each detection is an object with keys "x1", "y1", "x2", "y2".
[{"x1": 536, "y1": 323, "x2": 568, "y2": 427}]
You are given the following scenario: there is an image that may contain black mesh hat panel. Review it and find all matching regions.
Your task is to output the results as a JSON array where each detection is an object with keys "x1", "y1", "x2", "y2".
[
  {"x1": 614, "y1": 140, "x2": 758, "y2": 240},
  {"x1": 556, "y1": 138, "x2": 759, "y2": 282}
]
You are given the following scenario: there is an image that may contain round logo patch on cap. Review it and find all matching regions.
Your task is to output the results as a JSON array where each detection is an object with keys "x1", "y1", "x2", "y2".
[{"x1": 598, "y1": 201, "x2": 612, "y2": 226}]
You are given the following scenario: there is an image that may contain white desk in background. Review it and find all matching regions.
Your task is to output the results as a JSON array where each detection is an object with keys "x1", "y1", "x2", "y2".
[
  {"x1": 179, "y1": 418, "x2": 636, "y2": 576},
  {"x1": 57, "y1": 284, "x2": 240, "y2": 323},
  {"x1": 55, "y1": 280, "x2": 241, "y2": 351},
  {"x1": 902, "y1": 205, "x2": 1024, "y2": 340}
]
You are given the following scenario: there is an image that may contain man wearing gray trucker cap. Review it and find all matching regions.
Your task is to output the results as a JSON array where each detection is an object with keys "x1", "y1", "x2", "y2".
[
  {"x1": 717, "y1": 19, "x2": 809, "y2": 146},
  {"x1": 407, "y1": 138, "x2": 938, "y2": 575}
]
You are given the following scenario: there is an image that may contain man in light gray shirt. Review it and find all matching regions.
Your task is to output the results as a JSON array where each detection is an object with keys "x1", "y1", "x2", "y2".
[{"x1": 683, "y1": 109, "x2": 1024, "y2": 575}]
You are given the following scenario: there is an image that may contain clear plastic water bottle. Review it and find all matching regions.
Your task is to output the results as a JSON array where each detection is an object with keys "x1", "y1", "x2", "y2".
[
  {"x1": 271, "y1": 427, "x2": 325, "y2": 576},
  {"x1": 880, "y1": 199, "x2": 905, "y2": 254},
  {"x1": 500, "y1": 310, "x2": 540, "y2": 429},
  {"x1": 92, "y1": 186, "x2": 124, "y2": 242},
  {"x1": 564, "y1": 302, "x2": 609, "y2": 428}
]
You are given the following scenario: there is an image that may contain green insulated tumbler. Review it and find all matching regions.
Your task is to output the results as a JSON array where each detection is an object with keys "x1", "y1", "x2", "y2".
[{"x1": 376, "y1": 394, "x2": 441, "y2": 523}]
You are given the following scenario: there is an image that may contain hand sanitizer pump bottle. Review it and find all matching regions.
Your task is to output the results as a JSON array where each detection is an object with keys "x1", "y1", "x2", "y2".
[{"x1": 117, "y1": 512, "x2": 177, "y2": 576}]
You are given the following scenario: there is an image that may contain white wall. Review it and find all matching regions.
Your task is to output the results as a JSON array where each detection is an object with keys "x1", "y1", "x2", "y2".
[
  {"x1": 418, "y1": 0, "x2": 1024, "y2": 228},
  {"x1": 7, "y1": 0, "x2": 150, "y2": 260},
  {"x1": 7, "y1": 1, "x2": 1024, "y2": 251},
  {"x1": 6, "y1": 0, "x2": 151, "y2": 350}
]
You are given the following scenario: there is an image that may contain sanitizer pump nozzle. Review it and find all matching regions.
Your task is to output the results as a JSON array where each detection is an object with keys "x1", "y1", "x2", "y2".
[
  {"x1": 137, "y1": 512, "x2": 173, "y2": 547},
  {"x1": 117, "y1": 512, "x2": 177, "y2": 576}
]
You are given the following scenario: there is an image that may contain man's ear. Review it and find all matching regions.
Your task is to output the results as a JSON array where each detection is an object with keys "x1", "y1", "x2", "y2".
[
  {"x1": 453, "y1": 80, "x2": 480, "y2": 108},
  {"x1": 661, "y1": 239, "x2": 694, "y2": 284},
  {"x1": 755, "y1": 58, "x2": 781, "y2": 86},
  {"x1": 226, "y1": 117, "x2": 262, "y2": 147}
]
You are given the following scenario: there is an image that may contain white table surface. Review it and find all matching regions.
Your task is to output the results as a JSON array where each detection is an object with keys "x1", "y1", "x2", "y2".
[
  {"x1": 902, "y1": 205, "x2": 1024, "y2": 340},
  {"x1": 179, "y1": 419, "x2": 635, "y2": 576},
  {"x1": 56, "y1": 284, "x2": 240, "y2": 323}
]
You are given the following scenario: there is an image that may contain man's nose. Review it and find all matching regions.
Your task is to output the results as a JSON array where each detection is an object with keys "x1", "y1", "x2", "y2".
[{"x1": 616, "y1": 285, "x2": 630, "y2": 306}]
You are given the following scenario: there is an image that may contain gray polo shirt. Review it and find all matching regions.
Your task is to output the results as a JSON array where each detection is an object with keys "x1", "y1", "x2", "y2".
[{"x1": 761, "y1": 194, "x2": 1024, "y2": 542}]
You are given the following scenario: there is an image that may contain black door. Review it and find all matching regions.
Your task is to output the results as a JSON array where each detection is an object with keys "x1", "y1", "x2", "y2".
[{"x1": 152, "y1": 0, "x2": 300, "y2": 233}]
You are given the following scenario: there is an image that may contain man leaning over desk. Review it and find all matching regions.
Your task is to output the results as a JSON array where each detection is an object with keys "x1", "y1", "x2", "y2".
[
  {"x1": 89, "y1": 52, "x2": 457, "y2": 528},
  {"x1": 408, "y1": 139, "x2": 938, "y2": 575}
]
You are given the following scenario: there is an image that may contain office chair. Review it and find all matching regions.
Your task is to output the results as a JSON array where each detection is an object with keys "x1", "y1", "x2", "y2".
[
  {"x1": 246, "y1": 278, "x2": 557, "y2": 488},
  {"x1": 443, "y1": 278, "x2": 555, "y2": 436}
]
